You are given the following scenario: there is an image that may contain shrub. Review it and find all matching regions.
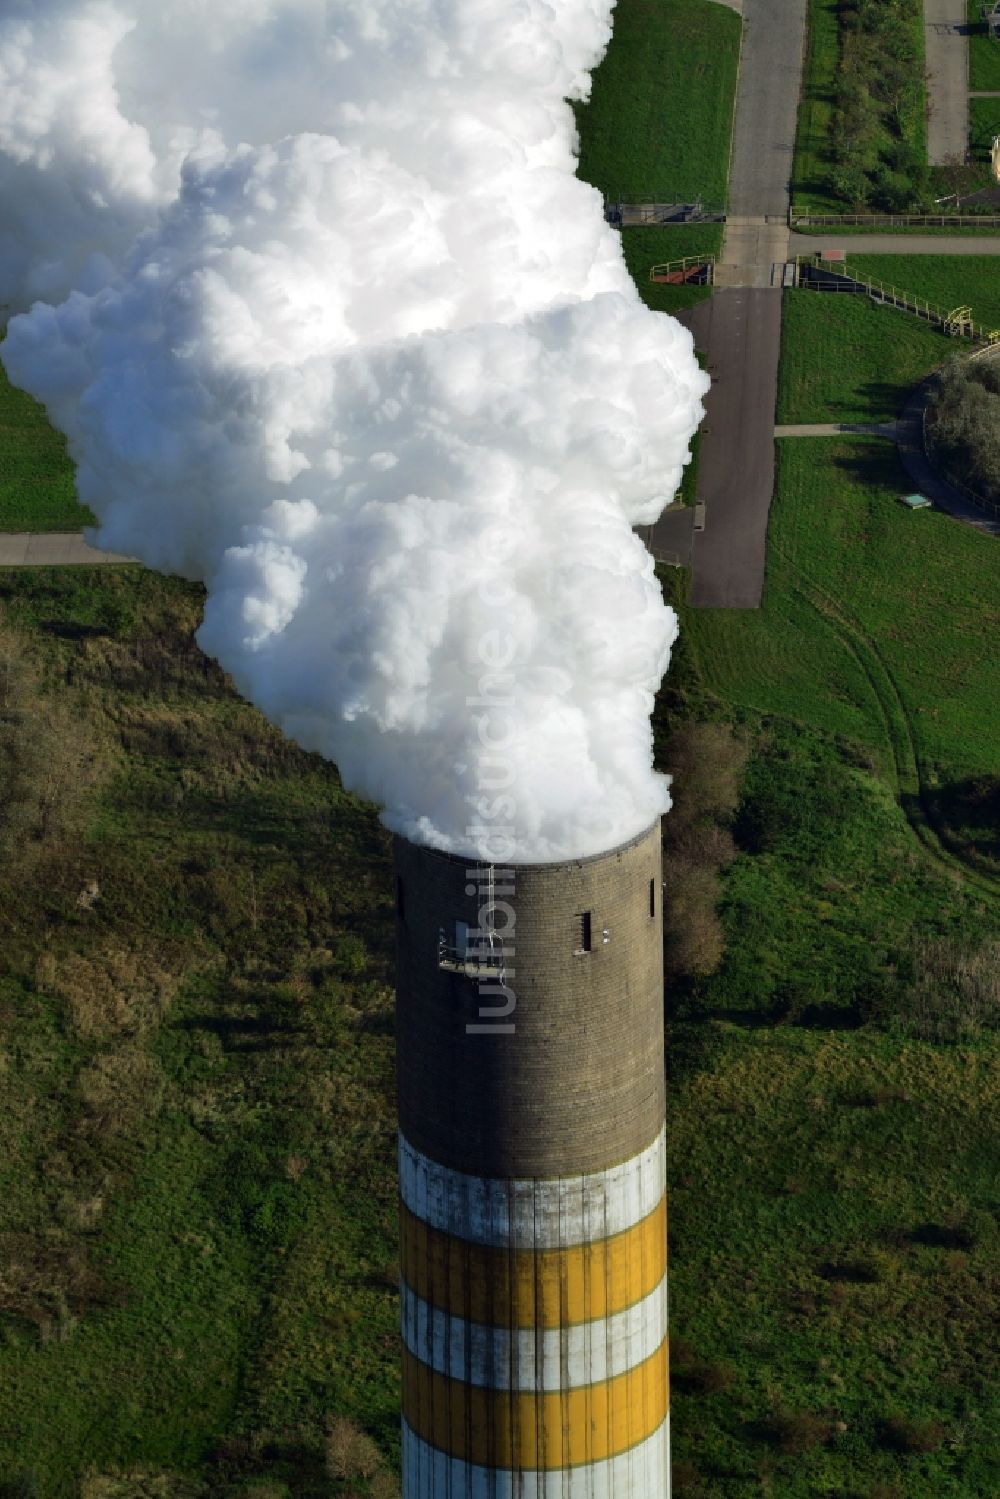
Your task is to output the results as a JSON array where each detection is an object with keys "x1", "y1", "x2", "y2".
[
  {"x1": 661, "y1": 723, "x2": 747, "y2": 979},
  {"x1": 928, "y1": 359, "x2": 1000, "y2": 504},
  {"x1": 880, "y1": 1414, "x2": 945, "y2": 1453},
  {"x1": 760, "y1": 1409, "x2": 831, "y2": 1454},
  {"x1": 324, "y1": 1415, "x2": 382, "y2": 1482},
  {"x1": 869, "y1": 937, "x2": 1000, "y2": 1040}
]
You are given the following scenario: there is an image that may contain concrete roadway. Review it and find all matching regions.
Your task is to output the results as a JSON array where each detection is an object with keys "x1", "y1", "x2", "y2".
[
  {"x1": 726, "y1": 0, "x2": 809, "y2": 219},
  {"x1": 924, "y1": 0, "x2": 969, "y2": 164},
  {"x1": 682, "y1": 0, "x2": 806, "y2": 609},
  {"x1": 0, "y1": 532, "x2": 135, "y2": 566},
  {"x1": 788, "y1": 233, "x2": 1000, "y2": 254},
  {"x1": 679, "y1": 290, "x2": 784, "y2": 609}
]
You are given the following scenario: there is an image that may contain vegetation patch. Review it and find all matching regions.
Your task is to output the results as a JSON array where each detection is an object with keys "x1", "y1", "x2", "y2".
[
  {"x1": 777, "y1": 291, "x2": 953, "y2": 423},
  {"x1": 926, "y1": 353, "x2": 1000, "y2": 504},
  {"x1": 0, "y1": 569, "x2": 400, "y2": 1496},
  {"x1": 792, "y1": 0, "x2": 843, "y2": 212},
  {"x1": 793, "y1": 0, "x2": 927, "y2": 212},
  {"x1": 573, "y1": 0, "x2": 741, "y2": 205},
  {"x1": 0, "y1": 362, "x2": 94, "y2": 532}
]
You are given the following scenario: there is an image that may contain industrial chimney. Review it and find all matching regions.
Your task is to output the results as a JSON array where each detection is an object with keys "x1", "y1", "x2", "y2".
[{"x1": 394, "y1": 820, "x2": 669, "y2": 1496}]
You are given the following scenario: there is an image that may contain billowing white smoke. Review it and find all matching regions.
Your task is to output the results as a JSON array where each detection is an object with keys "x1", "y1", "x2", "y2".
[{"x1": 1, "y1": 0, "x2": 708, "y2": 862}]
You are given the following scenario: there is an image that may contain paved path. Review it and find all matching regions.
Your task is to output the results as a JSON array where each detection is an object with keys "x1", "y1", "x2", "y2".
[
  {"x1": 788, "y1": 232, "x2": 1000, "y2": 254},
  {"x1": 680, "y1": 291, "x2": 784, "y2": 608},
  {"x1": 774, "y1": 422, "x2": 898, "y2": 436},
  {"x1": 680, "y1": 0, "x2": 809, "y2": 608},
  {"x1": 726, "y1": 0, "x2": 809, "y2": 221},
  {"x1": 924, "y1": 0, "x2": 970, "y2": 164},
  {"x1": 969, "y1": 90, "x2": 1000, "y2": 97},
  {"x1": 0, "y1": 532, "x2": 135, "y2": 566}
]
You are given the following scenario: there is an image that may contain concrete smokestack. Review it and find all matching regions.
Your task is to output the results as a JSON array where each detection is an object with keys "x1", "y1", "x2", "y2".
[{"x1": 394, "y1": 821, "x2": 669, "y2": 1496}]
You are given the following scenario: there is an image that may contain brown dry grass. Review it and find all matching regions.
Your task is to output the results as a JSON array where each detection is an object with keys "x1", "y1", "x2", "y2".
[
  {"x1": 34, "y1": 943, "x2": 191, "y2": 1042},
  {"x1": 324, "y1": 1415, "x2": 384, "y2": 1482}
]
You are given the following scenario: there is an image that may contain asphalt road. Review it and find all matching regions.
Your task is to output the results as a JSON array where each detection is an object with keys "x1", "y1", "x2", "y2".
[
  {"x1": 678, "y1": 290, "x2": 784, "y2": 609},
  {"x1": 0, "y1": 532, "x2": 135, "y2": 566},
  {"x1": 788, "y1": 233, "x2": 1000, "y2": 254},
  {"x1": 924, "y1": 0, "x2": 969, "y2": 164},
  {"x1": 726, "y1": 0, "x2": 809, "y2": 219}
]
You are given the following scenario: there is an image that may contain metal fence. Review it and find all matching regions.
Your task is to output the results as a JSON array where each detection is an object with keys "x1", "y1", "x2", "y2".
[
  {"x1": 796, "y1": 257, "x2": 1000, "y2": 343},
  {"x1": 649, "y1": 254, "x2": 716, "y2": 285},
  {"x1": 790, "y1": 210, "x2": 1000, "y2": 228},
  {"x1": 605, "y1": 199, "x2": 726, "y2": 227}
]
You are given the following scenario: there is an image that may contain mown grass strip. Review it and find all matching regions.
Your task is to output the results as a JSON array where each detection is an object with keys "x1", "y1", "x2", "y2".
[
  {"x1": 574, "y1": 0, "x2": 741, "y2": 205},
  {"x1": 791, "y1": 0, "x2": 842, "y2": 213}
]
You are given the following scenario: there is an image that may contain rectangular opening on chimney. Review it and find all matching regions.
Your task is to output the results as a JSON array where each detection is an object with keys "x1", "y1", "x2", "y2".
[
  {"x1": 649, "y1": 878, "x2": 655, "y2": 918},
  {"x1": 576, "y1": 911, "x2": 592, "y2": 954}
]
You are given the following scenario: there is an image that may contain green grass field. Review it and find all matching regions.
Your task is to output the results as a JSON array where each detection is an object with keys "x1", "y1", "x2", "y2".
[
  {"x1": 968, "y1": 0, "x2": 1000, "y2": 90},
  {"x1": 2, "y1": 487, "x2": 998, "y2": 1495},
  {"x1": 574, "y1": 0, "x2": 741, "y2": 204},
  {"x1": 777, "y1": 292, "x2": 954, "y2": 423},
  {"x1": 847, "y1": 254, "x2": 1000, "y2": 329},
  {"x1": 658, "y1": 437, "x2": 1000, "y2": 1493},
  {"x1": 791, "y1": 0, "x2": 841, "y2": 213},
  {"x1": 0, "y1": 363, "x2": 94, "y2": 531},
  {"x1": 0, "y1": 569, "x2": 401, "y2": 1497},
  {"x1": 684, "y1": 440, "x2": 1000, "y2": 882}
]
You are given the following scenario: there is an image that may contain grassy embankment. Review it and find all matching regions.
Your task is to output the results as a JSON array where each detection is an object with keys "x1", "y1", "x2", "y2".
[
  {"x1": 779, "y1": 255, "x2": 1000, "y2": 423},
  {"x1": 661, "y1": 438, "x2": 1000, "y2": 1494},
  {"x1": 0, "y1": 569, "x2": 401, "y2": 1498},
  {"x1": 2, "y1": 446, "x2": 998, "y2": 1496},
  {"x1": 574, "y1": 0, "x2": 741, "y2": 510},
  {"x1": 575, "y1": 0, "x2": 740, "y2": 205},
  {"x1": 575, "y1": 0, "x2": 740, "y2": 315},
  {"x1": 791, "y1": 0, "x2": 842, "y2": 214},
  {"x1": 847, "y1": 254, "x2": 1000, "y2": 327},
  {"x1": 0, "y1": 364, "x2": 93, "y2": 531}
]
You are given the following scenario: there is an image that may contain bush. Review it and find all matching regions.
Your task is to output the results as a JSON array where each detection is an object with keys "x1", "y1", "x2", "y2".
[
  {"x1": 880, "y1": 1414, "x2": 945, "y2": 1453},
  {"x1": 928, "y1": 358, "x2": 1000, "y2": 504},
  {"x1": 868, "y1": 937, "x2": 1000, "y2": 1040},
  {"x1": 829, "y1": 0, "x2": 926, "y2": 209},
  {"x1": 661, "y1": 723, "x2": 747, "y2": 980},
  {"x1": 760, "y1": 1409, "x2": 831, "y2": 1454},
  {"x1": 324, "y1": 1415, "x2": 382, "y2": 1482}
]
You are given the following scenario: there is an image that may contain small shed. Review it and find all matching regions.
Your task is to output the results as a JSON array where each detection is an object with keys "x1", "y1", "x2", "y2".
[{"x1": 901, "y1": 493, "x2": 932, "y2": 510}]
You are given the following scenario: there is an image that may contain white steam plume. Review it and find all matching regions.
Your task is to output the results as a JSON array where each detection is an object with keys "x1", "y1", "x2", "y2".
[{"x1": 1, "y1": 0, "x2": 708, "y2": 863}]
